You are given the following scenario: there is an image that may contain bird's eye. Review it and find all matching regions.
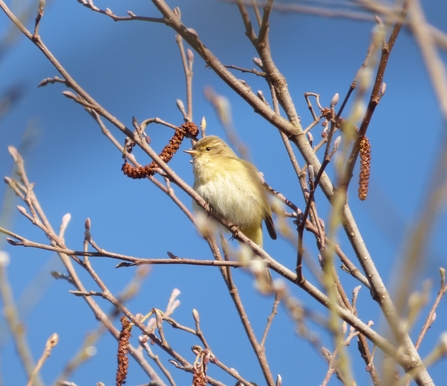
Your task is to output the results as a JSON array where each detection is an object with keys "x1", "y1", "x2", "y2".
[{"x1": 206, "y1": 147, "x2": 211, "y2": 151}]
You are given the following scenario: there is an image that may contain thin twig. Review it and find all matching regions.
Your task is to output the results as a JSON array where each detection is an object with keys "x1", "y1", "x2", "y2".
[
  {"x1": 414, "y1": 269, "x2": 447, "y2": 350},
  {"x1": 26, "y1": 333, "x2": 58, "y2": 386},
  {"x1": 175, "y1": 33, "x2": 193, "y2": 121},
  {"x1": 260, "y1": 292, "x2": 281, "y2": 347}
]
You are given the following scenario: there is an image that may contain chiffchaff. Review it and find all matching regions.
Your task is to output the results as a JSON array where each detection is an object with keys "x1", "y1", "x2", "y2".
[{"x1": 185, "y1": 135, "x2": 276, "y2": 284}]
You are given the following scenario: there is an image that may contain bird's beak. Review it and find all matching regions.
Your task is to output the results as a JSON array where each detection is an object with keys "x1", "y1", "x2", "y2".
[{"x1": 184, "y1": 148, "x2": 197, "y2": 164}]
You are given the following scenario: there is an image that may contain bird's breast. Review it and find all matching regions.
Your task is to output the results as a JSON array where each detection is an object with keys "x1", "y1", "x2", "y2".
[{"x1": 193, "y1": 159, "x2": 264, "y2": 227}]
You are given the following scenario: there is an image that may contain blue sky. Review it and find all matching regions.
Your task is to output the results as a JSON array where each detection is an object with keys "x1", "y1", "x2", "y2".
[{"x1": 1, "y1": 1, "x2": 446, "y2": 385}]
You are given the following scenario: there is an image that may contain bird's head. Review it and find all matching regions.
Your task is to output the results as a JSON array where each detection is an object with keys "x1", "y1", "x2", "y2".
[{"x1": 184, "y1": 135, "x2": 235, "y2": 161}]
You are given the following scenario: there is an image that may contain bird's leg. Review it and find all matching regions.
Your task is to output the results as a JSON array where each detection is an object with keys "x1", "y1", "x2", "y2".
[
  {"x1": 229, "y1": 224, "x2": 241, "y2": 241},
  {"x1": 203, "y1": 201, "x2": 212, "y2": 214}
]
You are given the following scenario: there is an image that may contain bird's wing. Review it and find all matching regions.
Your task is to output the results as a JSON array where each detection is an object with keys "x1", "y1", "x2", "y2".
[{"x1": 238, "y1": 159, "x2": 278, "y2": 241}]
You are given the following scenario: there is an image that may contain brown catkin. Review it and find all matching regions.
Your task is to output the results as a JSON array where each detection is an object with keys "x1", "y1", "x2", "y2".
[
  {"x1": 116, "y1": 316, "x2": 132, "y2": 386},
  {"x1": 122, "y1": 122, "x2": 199, "y2": 179},
  {"x1": 192, "y1": 370, "x2": 207, "y2": 386},
  {"x1": 358, "y1": 136, "x2": 371, "y2": 201}
]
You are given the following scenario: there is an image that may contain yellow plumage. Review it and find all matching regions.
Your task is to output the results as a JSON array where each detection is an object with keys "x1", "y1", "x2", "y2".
[{"x1": 185, "y1": 135, "x2": 276, "y2": 283}]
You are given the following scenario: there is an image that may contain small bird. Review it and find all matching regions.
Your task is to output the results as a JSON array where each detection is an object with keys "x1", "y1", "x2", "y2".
[{"x1": 185, "y1": 135, "x2": 276, "y2": 283}]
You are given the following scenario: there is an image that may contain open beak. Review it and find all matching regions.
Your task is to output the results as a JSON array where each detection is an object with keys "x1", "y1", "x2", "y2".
[{"x1": 184, "y1": 148, "x2": 197, "y2": 163}]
